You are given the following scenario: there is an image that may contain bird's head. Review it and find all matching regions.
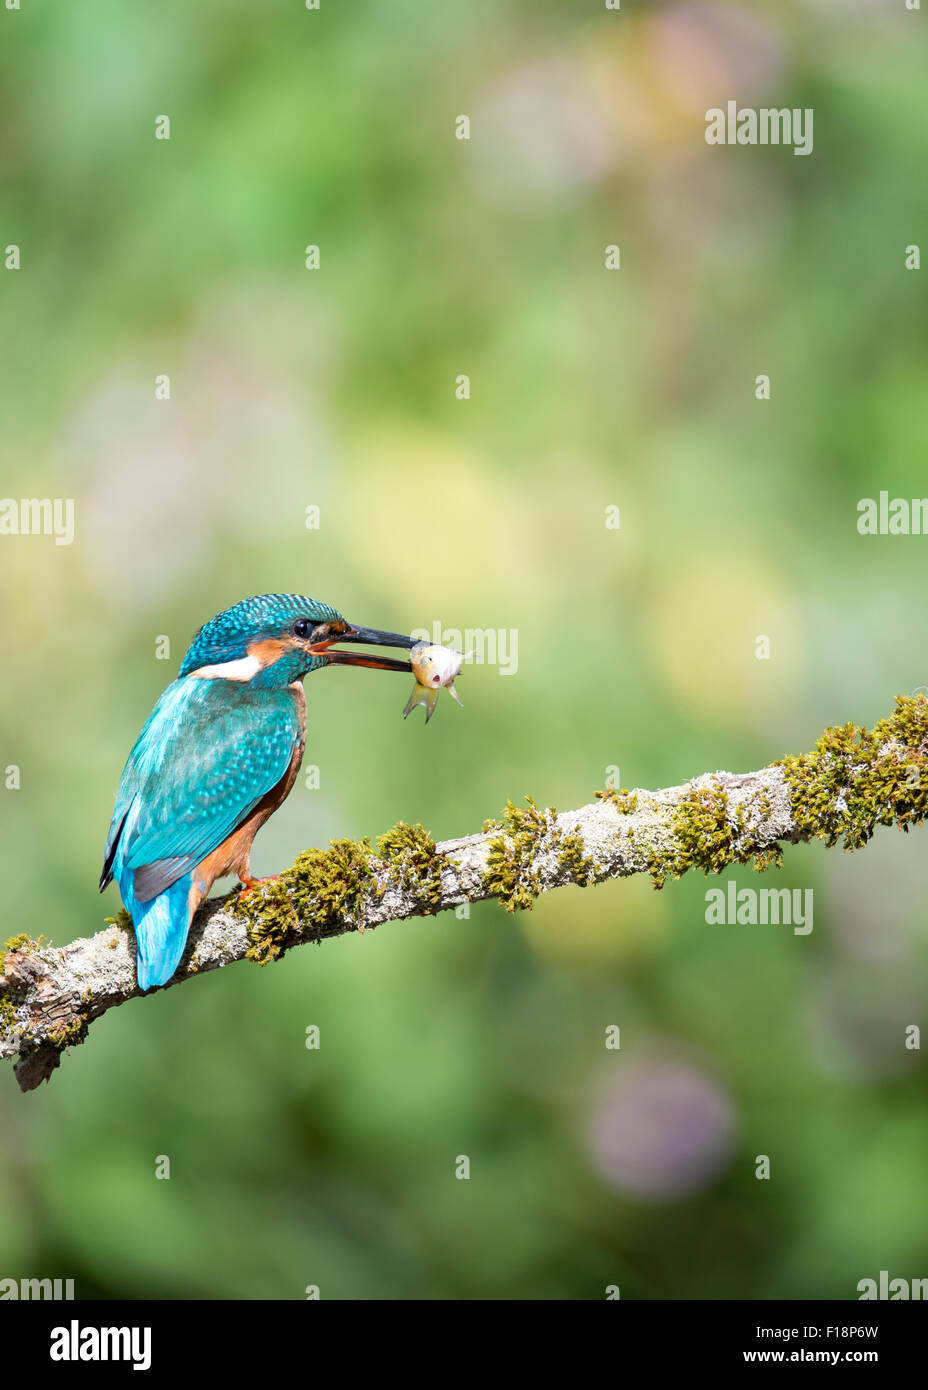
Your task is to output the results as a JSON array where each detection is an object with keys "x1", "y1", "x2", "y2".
[{"x1": 178, "y1": 593, "x2": 417, "y2": 690}]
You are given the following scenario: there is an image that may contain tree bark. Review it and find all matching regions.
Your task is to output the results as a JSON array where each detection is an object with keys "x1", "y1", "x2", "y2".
[{"x1": 3, "y1": 694, "x2": 925, "y2": 1093}]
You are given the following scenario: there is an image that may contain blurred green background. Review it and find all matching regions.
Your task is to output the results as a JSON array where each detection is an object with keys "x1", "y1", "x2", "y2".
[{"x1": 1, "y1": 0, "x2": 927, "y2": 1299}]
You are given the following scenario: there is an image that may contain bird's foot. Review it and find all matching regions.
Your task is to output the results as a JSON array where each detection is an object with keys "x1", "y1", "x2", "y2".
[{"x1": 237, "y1": 874, "x2": 281, "y2": 902}]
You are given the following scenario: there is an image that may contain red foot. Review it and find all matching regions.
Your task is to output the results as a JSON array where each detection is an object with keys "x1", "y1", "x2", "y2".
[{"x1": 237, "y1": 874, "x2": 281, "y2": 902}]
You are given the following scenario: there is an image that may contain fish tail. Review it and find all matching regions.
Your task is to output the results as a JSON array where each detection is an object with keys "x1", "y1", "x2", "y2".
[{"x1": 403, "y1": 683, "x2": 439, "y2": 722}]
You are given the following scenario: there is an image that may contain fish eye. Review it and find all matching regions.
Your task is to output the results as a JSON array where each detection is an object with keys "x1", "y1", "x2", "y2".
[{"x1": 293, "y1": 619, "x2": 314, "y2": 639}]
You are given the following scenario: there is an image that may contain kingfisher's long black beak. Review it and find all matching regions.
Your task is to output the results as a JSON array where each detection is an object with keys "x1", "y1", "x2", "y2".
[{"x1": 315, "y1": 625, "x2": 417, "y2": 673}]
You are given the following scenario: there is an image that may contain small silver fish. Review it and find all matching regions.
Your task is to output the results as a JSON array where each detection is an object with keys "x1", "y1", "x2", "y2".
[{"x1": 403, "y1": 643, "x2": 464, "y2": 724}]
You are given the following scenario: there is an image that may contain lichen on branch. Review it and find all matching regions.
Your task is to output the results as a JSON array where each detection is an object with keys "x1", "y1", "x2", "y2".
[
  {"x1": 3, "y1": 695, "x2": 928, "y2": 1094},
  {"x1": 775, "y1": 696, "x2": 928, "y2": 848}
]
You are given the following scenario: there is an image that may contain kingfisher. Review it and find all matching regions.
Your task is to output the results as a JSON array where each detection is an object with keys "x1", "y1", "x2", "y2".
[{"x1": 100, "y1": 593, "x2": 418, "y2": 991}]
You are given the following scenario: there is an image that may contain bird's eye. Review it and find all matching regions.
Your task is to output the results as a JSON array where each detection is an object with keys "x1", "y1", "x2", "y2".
[{"x1": 293, "y1": 619, "x2": 314, "y2": 639}]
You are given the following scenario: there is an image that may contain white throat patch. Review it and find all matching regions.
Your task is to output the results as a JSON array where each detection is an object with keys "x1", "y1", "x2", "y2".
[{"x1": 188, "y1": 655, "x2": 262, "y2": 681}]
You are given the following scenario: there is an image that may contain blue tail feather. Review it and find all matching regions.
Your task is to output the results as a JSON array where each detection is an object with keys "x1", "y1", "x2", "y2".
[{"x1": 119, "y1": 871, "x2": 194, "y2": 990}]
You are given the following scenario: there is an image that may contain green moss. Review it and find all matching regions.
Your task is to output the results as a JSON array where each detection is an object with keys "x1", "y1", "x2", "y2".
[
  {"x1": 240, "y1": 836, "x2": 375, "y2": 964},
  {"x1": 238, "y1": 822, "x2": 448, "y2": 964},
  {"x1": 243, "y1": 838, "x2": 372, "y2": 962},
  {"x1": 483, "y1": 797, "x2": 595, "y2": 910},
  {"x1": 102, "y1": 907, "x2": 132, "y2": 951},
  {"x1": 775, "y1": 694, "x2": 928, "y2": 851},
  {"x1": 598, "y1": 697, "x2": 928, "y2": 891},
  {"x1": 647, "y1": 783, "x2": 783, "y2": 890},
  {"x1": 0, "y1": 934, "x2": 33, "y2": 976},
  {"x1": 45, "y1": 1017, "x2": 86, "y2": 1048},
  {"x1": 483, "y1": 798, "x2": 548, "y2": 911},
  {"x1": 0, "y1": 995, "x2": 16, "y2": 1038},
  {"x1": 376, "y1": 821, "x2": 442, "y2": 913},
  {"x1": 595, "y1": 786, "x2": 639, "y2": 814},
  {"x1": 557, "y1": 828, "x2": 597, "y2": 888},
  {"x1": 0, "y1": 938, "x2": 30, "y2": 1047}
]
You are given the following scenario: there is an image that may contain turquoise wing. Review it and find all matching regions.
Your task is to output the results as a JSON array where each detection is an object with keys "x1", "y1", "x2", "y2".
[{"x1": 102, "y1": 678, "x2": 301, "y2": 903}]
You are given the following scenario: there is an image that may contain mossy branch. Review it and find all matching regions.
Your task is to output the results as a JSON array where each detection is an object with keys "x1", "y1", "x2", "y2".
[{"x1": 3, "y1": 695, "x2": 928, "y2": 1094}]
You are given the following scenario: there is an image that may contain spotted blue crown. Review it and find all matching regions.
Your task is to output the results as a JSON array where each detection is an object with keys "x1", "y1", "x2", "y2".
[{"x1": 179, "y1": 594, "x2": 342, "y2": 675}]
